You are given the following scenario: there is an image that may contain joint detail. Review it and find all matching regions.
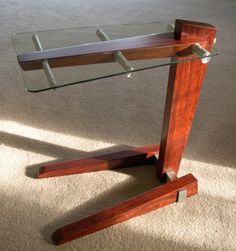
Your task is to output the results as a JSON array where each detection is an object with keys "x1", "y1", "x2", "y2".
[
  {"x1": 177, "y1": 189, "x2": 187, "y2": 202},
  {"x1": 32, "y1": 34, "x2": 57, "y2": 86},
  {"x1": 166, "y1": 169, "x2": 177, "y2": 182},
  {"x1": 191, "y1": 43, "x2": 211, "y2": 64},
  {"x1": 166, "y1": 23, "x2": 214, "y2": 64},
  {"x1": 96, "y1": 28, "x2": 134, "y2": 77}
]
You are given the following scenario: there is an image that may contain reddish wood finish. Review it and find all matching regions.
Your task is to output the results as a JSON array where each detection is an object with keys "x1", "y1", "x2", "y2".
[
  {"x1": 37, "y1": 144, "x2": 159, "y2": 178},
  {"x1": 157, "y1": 19, "x2": 217, "y2": 179},
  {"x1": 52, "y1": 173, "x2": 197, "y2": 245},
  {"x1": 17, "y1": 32, "x2": 205, "y2": 71},
  {"x1": 17, "y1": 19, "x2": 217, "y2": 245}
]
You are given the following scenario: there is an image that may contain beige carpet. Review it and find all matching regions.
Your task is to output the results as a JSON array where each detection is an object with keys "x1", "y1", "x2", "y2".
[{"x1": 0, "y1": 0, "x2": 236, "y2": 250}]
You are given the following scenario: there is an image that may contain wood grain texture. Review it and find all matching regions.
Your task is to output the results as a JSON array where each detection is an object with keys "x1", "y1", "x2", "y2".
[
  {"x1": 20, "y1": 19, "x2": 216, "y2": 245},
  {"x1": 37, "y1": 144, "x2": 160, "y2": 178},
  {"x1": 17, "y1": 32, "x2": 205, "y2": 71},
  {"x1": 52, "y1": 173, "x2": 198, "y2": 245},
  {"x1": 157, "y1": 19, "x2": 217, "y2": 179}
]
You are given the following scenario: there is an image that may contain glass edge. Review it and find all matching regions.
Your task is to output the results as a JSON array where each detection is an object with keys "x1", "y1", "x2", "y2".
[
  {"x1": 12, "y1": 21, "x2": 169, "y2": 36},
  {"x1": 26, "y1": 53, "x2": 218, "y2": 93}
]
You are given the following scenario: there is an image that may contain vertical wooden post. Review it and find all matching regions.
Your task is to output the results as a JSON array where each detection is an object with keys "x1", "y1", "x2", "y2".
[{"x1": 157, "y1": 20, "x2": 216, "y2": 180}]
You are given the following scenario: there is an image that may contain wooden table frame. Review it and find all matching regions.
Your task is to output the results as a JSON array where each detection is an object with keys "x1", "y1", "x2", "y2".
[{"x1": 17, "y1": 19, "x2": 216, "y2": 245}]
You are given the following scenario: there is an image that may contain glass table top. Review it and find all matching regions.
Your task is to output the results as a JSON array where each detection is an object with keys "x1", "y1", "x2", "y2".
[{"x1": 13, "y1": 22, "x2": 217, "y2": 92}]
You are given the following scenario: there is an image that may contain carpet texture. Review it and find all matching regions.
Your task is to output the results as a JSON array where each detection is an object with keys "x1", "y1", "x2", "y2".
[{"x1": 0, "y1": 0, "x2": 236, "y2": 250}]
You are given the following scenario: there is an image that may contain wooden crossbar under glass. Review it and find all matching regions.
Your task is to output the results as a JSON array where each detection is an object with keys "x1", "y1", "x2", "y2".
[{"x1": 13, "y1": 19, "x2": 217, "y2": 245}]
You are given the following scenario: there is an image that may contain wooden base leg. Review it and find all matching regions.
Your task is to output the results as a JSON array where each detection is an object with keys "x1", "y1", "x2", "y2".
[
  {"x1": 37, "y1": 144, "x2": 160, "y2": 178},
  {"x1": 52, "y1": 173, "x2": 197, "y2": 245}
]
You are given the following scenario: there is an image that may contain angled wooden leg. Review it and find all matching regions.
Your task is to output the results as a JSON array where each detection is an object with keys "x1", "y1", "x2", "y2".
[
  {"x1": 52, "y1": 173, "x2": 197, "y2": 245},
  {"x1": 37, "y1": 144, "x2": 160, "y2": 178}
]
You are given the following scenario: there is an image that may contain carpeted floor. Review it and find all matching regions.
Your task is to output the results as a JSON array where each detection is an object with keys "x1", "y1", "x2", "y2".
[{"x1": 0, "y1": 0, "x2": 236, "y2": 250}]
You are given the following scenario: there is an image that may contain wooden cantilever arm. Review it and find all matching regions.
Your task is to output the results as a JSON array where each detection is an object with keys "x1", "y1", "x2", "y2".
[{"x1": 18, "y1": 31, "x2": 208, "y2": 71}]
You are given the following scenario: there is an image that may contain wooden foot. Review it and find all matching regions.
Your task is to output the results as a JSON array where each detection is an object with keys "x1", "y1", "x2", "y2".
[
  {"x1": 37, "y1": 144, "x2": 160, "y2": 178},
  {"x1": 52, "y1": 173, "x2": 197, "y2": 245}
]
